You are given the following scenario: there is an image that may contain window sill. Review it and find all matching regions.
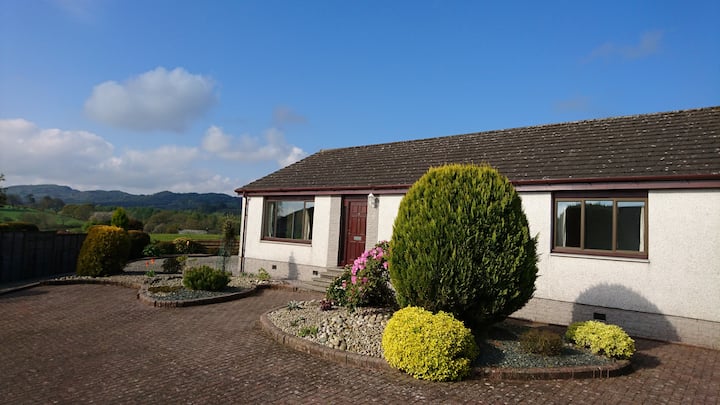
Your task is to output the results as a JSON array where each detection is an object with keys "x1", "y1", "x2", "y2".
[
  {"x1": 260, "y1": 238, "x2": 312, "y2": 246},
  {"x1": 549, "y1": 252, "x2": 649, "y2": 263}
]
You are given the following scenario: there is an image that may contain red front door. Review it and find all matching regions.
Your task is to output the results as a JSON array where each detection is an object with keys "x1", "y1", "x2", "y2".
[{"x1": 340, "y1": 198, "x2": 367, "y2": 266}]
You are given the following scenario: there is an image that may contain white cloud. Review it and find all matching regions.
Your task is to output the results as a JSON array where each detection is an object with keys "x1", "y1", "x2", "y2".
[
  {"x1": 272, "y1": 106, "x2": 307, "y2": 127},
  {"x1": 584, "y1": 30, "x2": 663, "y2": 62},
  {"x1": 84, "y1": 67, "x2": 216, "y2": 132},
  {"x1": 0, "y1": 119, "x2": 237, "y2": 194},
  {"x1": 201, "y1": 126, "x2": 307, "y2": 167}
]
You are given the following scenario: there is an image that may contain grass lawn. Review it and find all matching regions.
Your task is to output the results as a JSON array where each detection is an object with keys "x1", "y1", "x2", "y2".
[
  {"x1": 0, "y1": 206, "x2": 85, "y2": 231},
  {"x1": 150, "y1": 233, "x2": 223, "y2": 241}
]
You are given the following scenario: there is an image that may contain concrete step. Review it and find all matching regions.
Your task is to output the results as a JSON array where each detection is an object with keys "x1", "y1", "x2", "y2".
[{"x1": 304, "y1": 267, "x2": 347, "y2": 293}]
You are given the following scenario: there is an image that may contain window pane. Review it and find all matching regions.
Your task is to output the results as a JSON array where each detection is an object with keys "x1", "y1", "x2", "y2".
[
  {"x1": 263, "y1": 201, "x2": 277, "y2": 238},
  {"x1": 585, "y1": 200, "x2": 613, "y2": 250},
  {"x1": 304, "y1": 202, "x2": 315, "y2": 240},
  {"x1": 262, "y1": 199, "x2": 314, "y2": 241},
  {"x1": 555, "y1": 201, "x2": 581, "y2": 248},
  {"x1": 617, "y1": 201, "x2": 645, "y2": 252}
]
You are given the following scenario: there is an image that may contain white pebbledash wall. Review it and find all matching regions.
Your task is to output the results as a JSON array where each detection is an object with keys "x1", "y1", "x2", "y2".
[
  {"x1": 239, "y1": 189, "x2": 720, "y2": 348},
  {"x1": 513, "y1": 189, "x2": 720, "y2": 349}
]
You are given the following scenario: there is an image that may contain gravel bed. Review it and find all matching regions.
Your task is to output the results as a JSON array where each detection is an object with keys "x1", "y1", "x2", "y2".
[
  {"x1": 144, "y1": 275, "x2": 256, "y2": 301},
  {"x1": 267, "y1": 300, "x2": 616, "y2": 369}
]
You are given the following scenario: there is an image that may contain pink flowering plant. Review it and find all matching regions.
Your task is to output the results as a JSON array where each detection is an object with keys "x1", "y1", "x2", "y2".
[{"x1": 326, "y1": 241, "x2": 395, "y2": 310}]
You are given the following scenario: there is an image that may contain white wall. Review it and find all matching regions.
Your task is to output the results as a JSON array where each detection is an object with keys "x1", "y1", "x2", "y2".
[
  {"x1": 521, "y1": 189, "x2": 720, "y2": 323},
  {"x1": 242, "y1": 195, "x2": 339, "y2": 268},
  {"x1": 376, "y1": 195, "x2": 404, "y2": 242}
]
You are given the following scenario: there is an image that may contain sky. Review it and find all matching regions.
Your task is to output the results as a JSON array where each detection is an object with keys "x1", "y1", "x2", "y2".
[{"x1": 1, "y1": 0, "x2": 718, "y2": 196}]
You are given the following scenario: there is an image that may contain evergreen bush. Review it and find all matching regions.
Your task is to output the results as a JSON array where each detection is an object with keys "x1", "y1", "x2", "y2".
[
  {"x1": 173, "y1": 237, "x2": 205, "y2": 254},
  {"x1": 110, "y1": 207, "x2": 130, "y2": 230},
  {"x1": 519, "y1": 329, "x2": 564, "y2": 356},
  {"x1": 565, "y1": 320, "x2": 635, "y2": 359},
  {"x1": 76, "y1": 225, "x2": 130, "y2": 277},
  {"x1": 127, "y1": 230, "x2": 151, "y2": 259},
  {"x1": 381, "y1": 306, "x2": 478, "y2": 381},
  {"x1": 183, "y1": 265, "x2": 230, "y2": 291},
  {"x1": 389, "y1": 164, "x2": 538, "y2": 331}
]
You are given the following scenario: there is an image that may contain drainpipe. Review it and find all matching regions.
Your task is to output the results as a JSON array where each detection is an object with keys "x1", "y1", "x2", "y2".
[{"x1": 239, "y1": 192, "x2": 249, "y2": 273}]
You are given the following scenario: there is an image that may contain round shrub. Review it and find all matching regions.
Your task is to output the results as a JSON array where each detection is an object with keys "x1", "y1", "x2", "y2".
[
  {"x1": 382, "y1": 306, "x2": 478, "y2": 381},
  {"x1": 127, "y1": 230, "x2": 151, "y2": 259},
  {"x1": 519, "y1": 329, "x2": 564, "y2": 356},
  {"x1": 565, "y1": 320, "x2": 635, "y2": 359},
  {"x1": 162, "y1": 255, "x2": 186, "y2": 274},
  {"x1": 173, "y1": 237, "x2": 206, "y2": 254},
  {"x1": 389, "y1": 164, "x2": 538, "y2": 331},
  {"x1": 183, "y1": 265, "x2": 229, "y2": 291},
  {"x1": 76, "y1": 225, "x2": 130, "y2": 277},
  {"x1": 143, "y1": 240, "x2": 176, "y2": 257}
]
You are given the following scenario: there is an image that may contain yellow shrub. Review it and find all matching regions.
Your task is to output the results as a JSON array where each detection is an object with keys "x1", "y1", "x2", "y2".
[
  {"x1": 565, "y1": 320, "x2": 635, "y2": 359},
  {"x1": 381, "y1": 306, "x2": 478, "y2": 381}
]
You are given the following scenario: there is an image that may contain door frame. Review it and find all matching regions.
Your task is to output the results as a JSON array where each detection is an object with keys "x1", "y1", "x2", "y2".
[{"x1": 338, "y1": 196, "x2": 368, "y2": 266}]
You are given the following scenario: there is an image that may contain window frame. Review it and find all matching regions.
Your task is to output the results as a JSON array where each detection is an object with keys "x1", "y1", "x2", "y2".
[
  {"x1": 261, "y1": 197, "x2": 315, "y2": 244},
  {"x1": 552, "y1": 191, "x2": 648, "y2": 259}
]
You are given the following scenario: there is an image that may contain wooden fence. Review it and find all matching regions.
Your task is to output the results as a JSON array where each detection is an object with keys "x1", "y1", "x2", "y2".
[
  {"x1": 0, "y1": 231, "x2": 86, "y2": 283},
  {"x1": 195, "y1": 239, "x2": 240, "y2": 256}
]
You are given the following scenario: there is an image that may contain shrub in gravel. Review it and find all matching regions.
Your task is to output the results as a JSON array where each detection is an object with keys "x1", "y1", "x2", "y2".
[
  {"x1": 76, "y1": 225, "x2": 130, "y2": 277},
  {"x1": 128, "y1": 230, "x2": 151, "y2": 259},
  {"x1": 382, "y1": 306, "x2": 478, "y2": 382},
  {"x1": 389, "y1": 164, "x2": 538, "y2": 332},
  {"x1": 325, "y1": 268, "x2": 352, "y2": 307},
  {"x1": 182, "y1": 265, "x2": 229, "y2": 291},
  {"x1": 565, "y1": 320, "x2": 635, "y2": 359},
  {"x1": 162, "y1": 255, "x2": 186, "y2": 273},
  {"x1": 519, "y1": 329, "x2": 564, "y2": 356}
]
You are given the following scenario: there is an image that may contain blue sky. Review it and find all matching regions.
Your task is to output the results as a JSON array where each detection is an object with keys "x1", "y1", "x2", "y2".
[{"x1": 1, "y1": 0, "x2": 718, "y2": 195}]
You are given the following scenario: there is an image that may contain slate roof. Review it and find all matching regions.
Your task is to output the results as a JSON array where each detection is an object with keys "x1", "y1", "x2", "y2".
[{"x1": 238, "y1": 106, "x2": 720, "y2": 193}]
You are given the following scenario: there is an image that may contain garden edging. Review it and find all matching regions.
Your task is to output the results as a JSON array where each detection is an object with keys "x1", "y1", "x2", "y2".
[
  {"x1": 260, "y1": 305, "x2": 633, "y2": 381},
  {"x1": 40, "y1": 278, "x2": 258, "y2": 308}
]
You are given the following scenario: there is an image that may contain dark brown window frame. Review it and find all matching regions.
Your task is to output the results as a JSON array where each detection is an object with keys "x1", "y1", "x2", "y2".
[
  {"x1": 552, "y1": 190, "x2": 648, "y2": 259},
  {"x1": 261, "y1": 197, "x2": 315, "y2": 244}
]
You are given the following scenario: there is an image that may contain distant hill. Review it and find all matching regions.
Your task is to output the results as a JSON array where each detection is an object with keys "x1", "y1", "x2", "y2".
[{"x1": 5, "y1": 184, "x2": 240, "y2": 212}]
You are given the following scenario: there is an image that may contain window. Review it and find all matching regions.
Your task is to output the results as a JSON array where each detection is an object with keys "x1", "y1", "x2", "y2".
[
  {"x1": 262, "y1": 198, "x2": 314, "y2": 242},
  {"x1": 553, "y1": 192, "x2": 647, "y2": 257}
]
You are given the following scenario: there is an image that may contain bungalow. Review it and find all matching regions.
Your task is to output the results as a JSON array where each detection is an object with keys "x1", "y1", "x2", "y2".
[{"x1": 235, "y1": 106, "x2": 720, "y2": 349}]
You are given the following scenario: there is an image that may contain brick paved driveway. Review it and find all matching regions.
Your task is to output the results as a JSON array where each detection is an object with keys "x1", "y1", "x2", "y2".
[{"x1": 1, "y1": 284, "x2": 718, "y2": 404}]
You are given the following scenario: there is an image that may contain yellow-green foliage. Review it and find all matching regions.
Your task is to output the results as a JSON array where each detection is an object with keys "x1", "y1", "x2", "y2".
[
  {"x1": 76, "y1": 225, "x2": 130, "y2": 277},
  {"x1": 565, "y1": 320, "x2": 635, "y2": 359},
  {"x1": 382, "y1": 306, "x2": 479, "y2": 381}
]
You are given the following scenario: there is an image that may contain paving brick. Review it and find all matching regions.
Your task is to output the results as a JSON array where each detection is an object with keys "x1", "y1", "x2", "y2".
[{"x1": 1, "y1": 284, "x2": 719, "y2": 404}]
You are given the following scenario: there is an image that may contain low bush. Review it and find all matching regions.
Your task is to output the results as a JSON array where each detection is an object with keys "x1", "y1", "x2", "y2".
[
  {"x1": 76, "y1": 225, "x2": 130, "y2": 277},
  {"x1": 325, "y1": 268, "x2": 352, "y2": 307},
  {"x1": 128, "y1": 230, "x2": 151, "y2": 259},
  {"x1": 565, "y1": 320, "x2": 635, "y2": 359},
  {"x1": 162, "y1": 255, "x2": 187, "y2": 274},
  {"x1": 142, "y1": 240, "x2": 176, "y2": 257},
  {"x1": 182, "y1": 265, "x2": 230, "y2": 291},
  {"x1": 173, "y1": 237, "x2": 206, "y2": 254},
  {"x1": 519, "y1": 329, "x2": 564, "y2": 356},
  {"x1": 382, "y1": 306, "x2": 478, "y2": 382},
  {"x1": 326, "y1": 241, "x2": 395, "y2": 310},
  {"x1": 0, "y1": 222, "x2": 39, "y2": 232}
]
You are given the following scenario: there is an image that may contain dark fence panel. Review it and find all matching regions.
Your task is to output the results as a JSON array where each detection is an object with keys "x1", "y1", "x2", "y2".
[{"x1": 0, "y1": 231, "x2": 86, "y2": 284}]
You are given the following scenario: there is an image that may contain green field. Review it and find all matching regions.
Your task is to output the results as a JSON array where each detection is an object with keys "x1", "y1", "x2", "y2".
[
  {"x1": 150, "y1": 233, "x2": 223, "y2": 241},
  {"x1": 0, "y1": 206, "x2": 85, "y2": 231}
]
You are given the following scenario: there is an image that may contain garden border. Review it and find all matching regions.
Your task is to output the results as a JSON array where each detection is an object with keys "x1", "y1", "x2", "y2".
[
  {"x1": 40, "y1": 278, "x2": 258, "y2": 308},
  {"x1": 259, "y1": 305, "x2": 633, "y2": 381}
]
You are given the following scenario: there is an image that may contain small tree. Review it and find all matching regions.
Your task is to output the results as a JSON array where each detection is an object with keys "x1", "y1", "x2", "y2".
[
  {"x1": 389, "y1": 164, "x2": 538, "y2": 331},
  {"x1": 111, "y1": 207, "x2": 130, "y2": 230}
]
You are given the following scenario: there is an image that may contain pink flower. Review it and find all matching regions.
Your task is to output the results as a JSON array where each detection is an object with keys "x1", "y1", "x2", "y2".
[
  {"x1": 362, "y1": 277, "x2": 368, "y2": 284},
  {"x1": 351, "y1": 275, "x2": 357, "y2": 284},
  {"x1": 383, "y1": 262, "x2": 389, "y2": 270}
]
